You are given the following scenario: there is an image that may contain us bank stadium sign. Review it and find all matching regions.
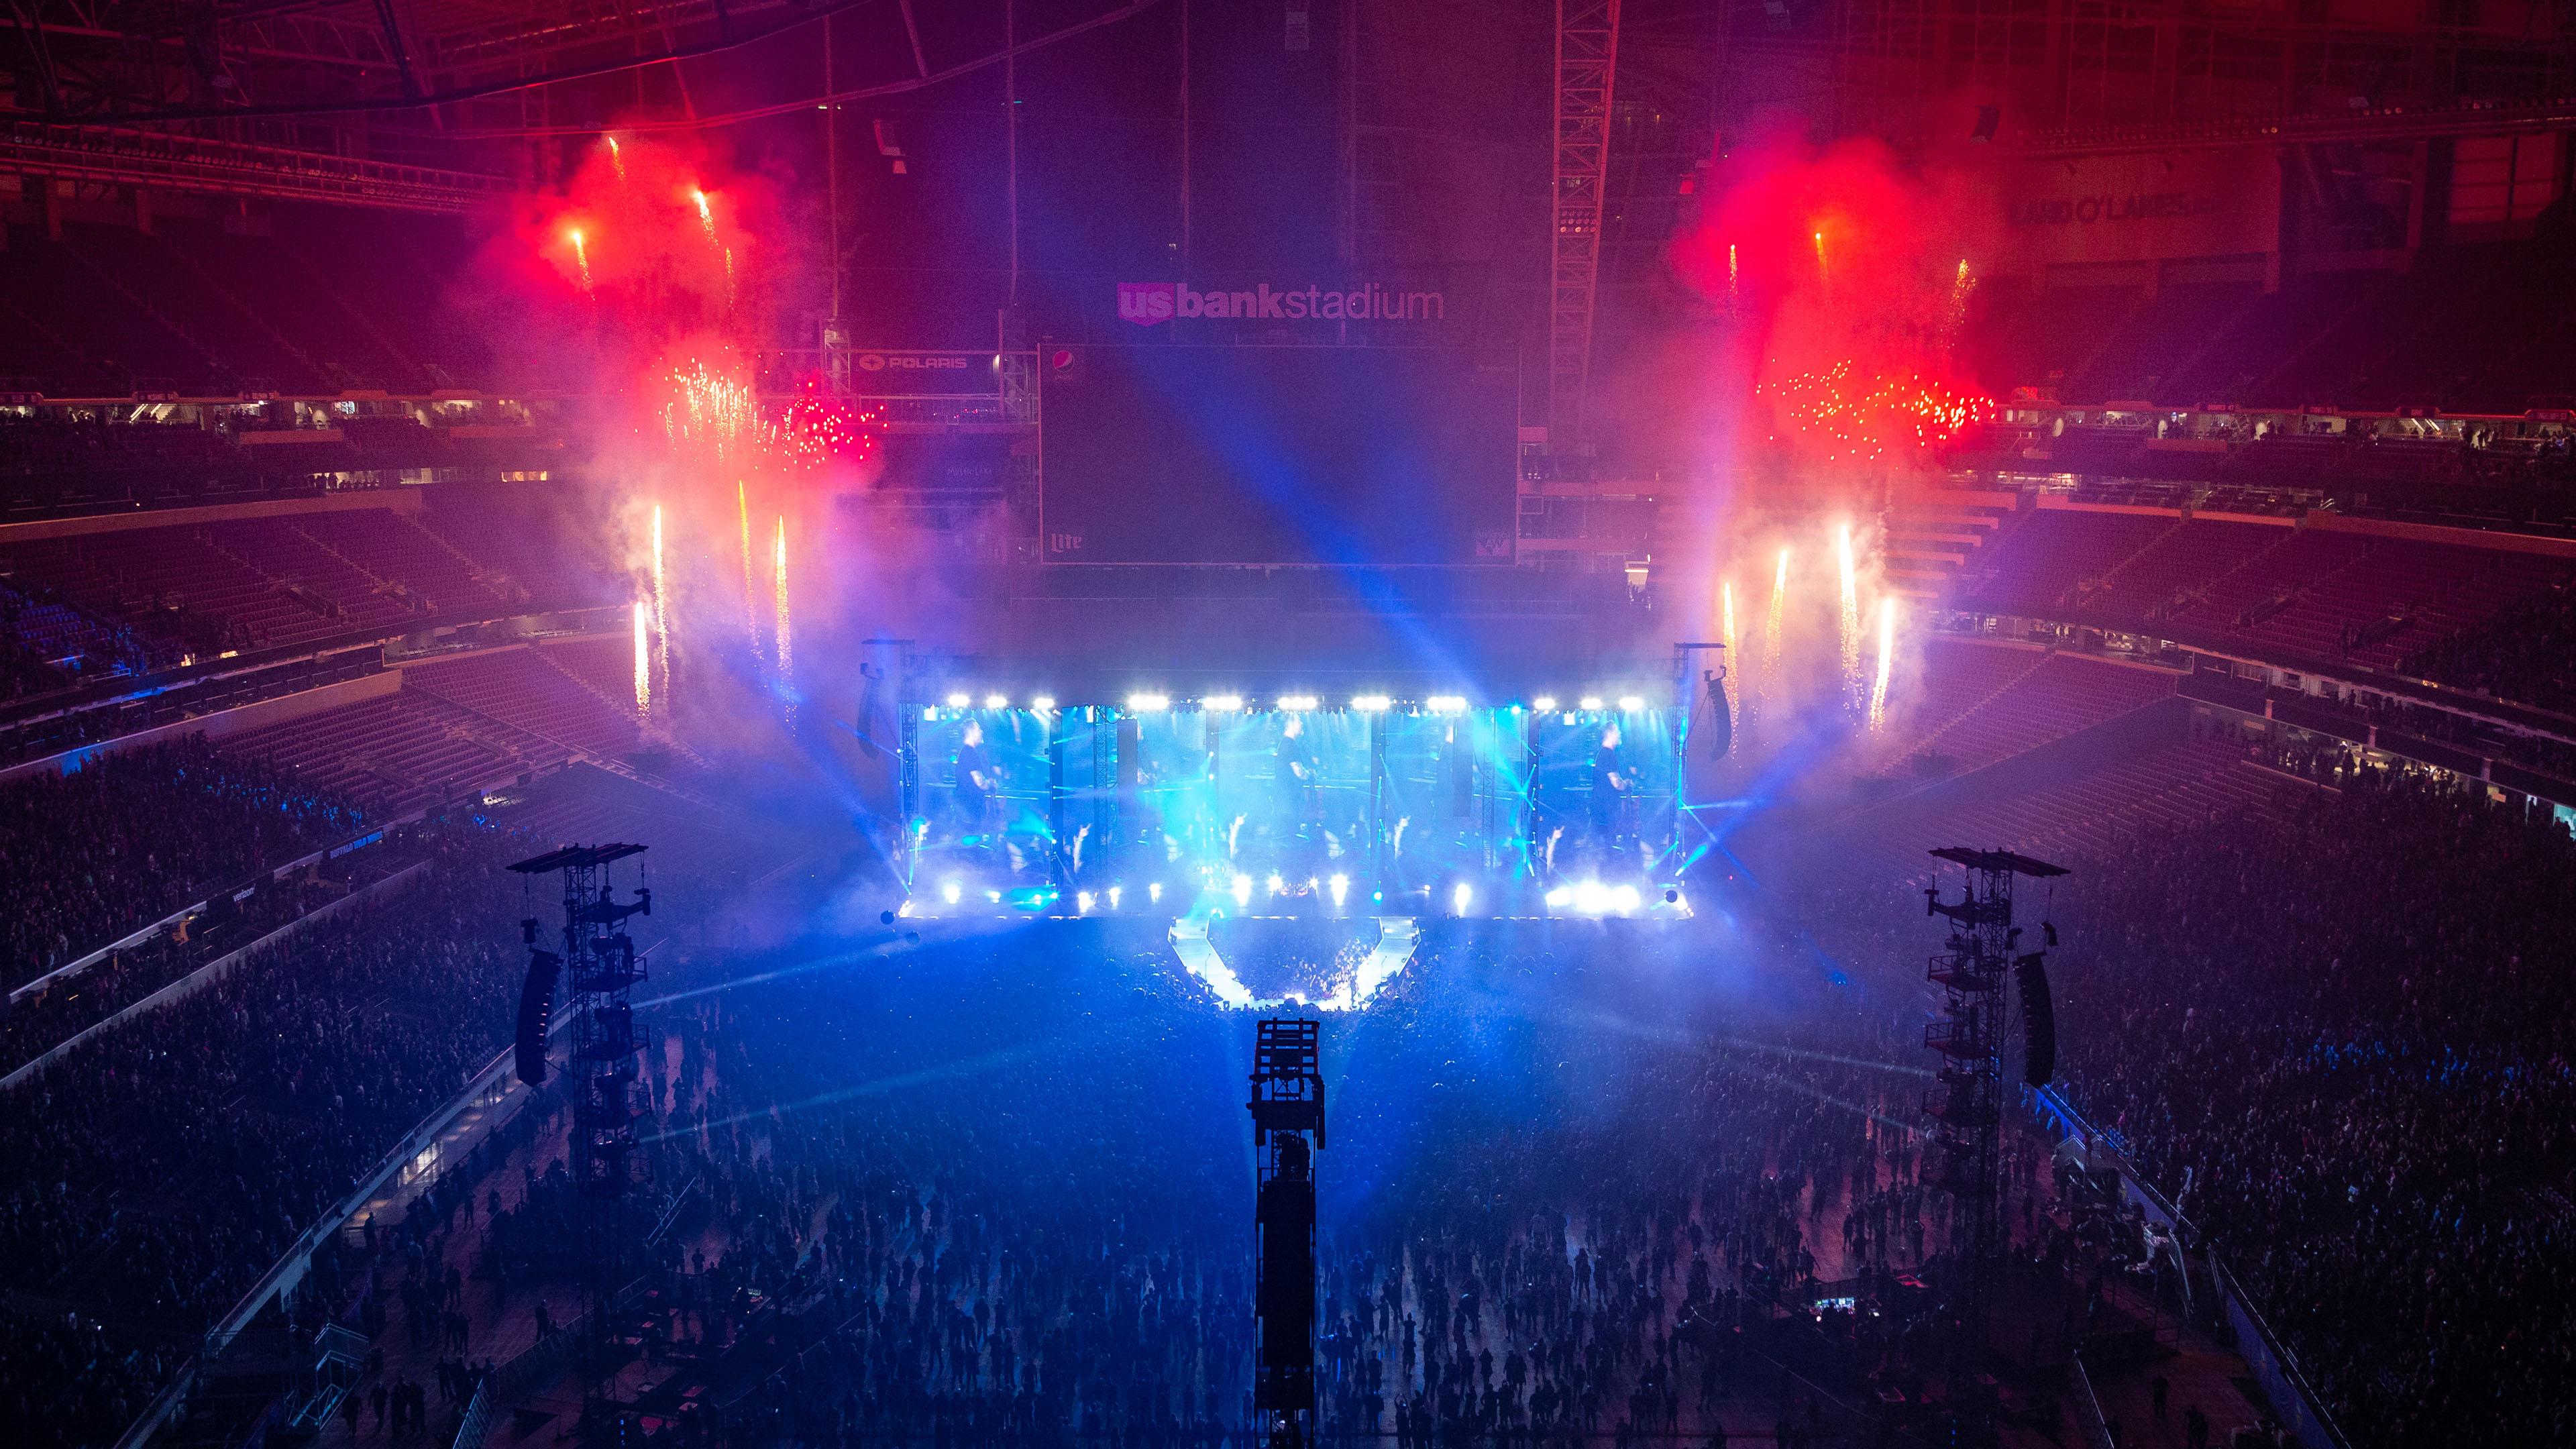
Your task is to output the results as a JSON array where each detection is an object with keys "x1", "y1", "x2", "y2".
[{"x1": 1117, "y1": 279, "x2": 1447, "y2": 325}]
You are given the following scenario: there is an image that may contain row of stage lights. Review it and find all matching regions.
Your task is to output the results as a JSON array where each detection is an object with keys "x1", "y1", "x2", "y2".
[
  {"x1": 933, "y1": 692, "x2": 1658, "y2": 714},
  {"x1": 920, "y1": 871, "x2": 1672, "y2": 918}
]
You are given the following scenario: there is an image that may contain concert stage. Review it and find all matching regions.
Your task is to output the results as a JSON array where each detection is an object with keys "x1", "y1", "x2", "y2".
[{"x1": 871, "y1": 665, "x2": 1733, "y2": 925}]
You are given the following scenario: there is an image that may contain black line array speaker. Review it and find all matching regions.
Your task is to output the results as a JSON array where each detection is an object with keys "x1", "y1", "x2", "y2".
[
  {"x1": 2017, "y1": 951, "x2": 2056, "y2": 1087},
  {"x1": 517, "y1": 948, "x2": 561, "y2": 1087}
]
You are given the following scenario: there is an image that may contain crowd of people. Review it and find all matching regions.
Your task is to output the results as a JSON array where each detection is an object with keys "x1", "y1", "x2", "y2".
[
  {"x1": 0, "y1": 733, "x2": 368, "y2": 991},
  {"x1": 2404, "y1": 580, "x2": 2576, "y2": 716},
  {"x1": 0, "y1": 821, "x2": 527, "y2": 1442},
  {"x1": 11, "y1": 681, "x2": 2568, "y2": 1449},
  {"x1": 310, "y1": 906, "x2": 2159, "y2": 1449},
  {"x1": 0, "y1": 837, "x2": 426, "y2": 1077},
  {"x1": 2029, "y1": 768, "x2": 2576, "y2": 1446}
]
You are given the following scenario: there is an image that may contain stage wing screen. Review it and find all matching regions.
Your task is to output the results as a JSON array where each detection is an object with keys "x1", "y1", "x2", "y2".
[{"x1": 1040, "y1": 345, "x2": 1516, "y2": 565}]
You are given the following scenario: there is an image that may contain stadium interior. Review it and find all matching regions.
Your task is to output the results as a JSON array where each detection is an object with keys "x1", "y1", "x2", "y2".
[{"x1": 3, "y1": 3, "x2": 2575, "y2": 1449}]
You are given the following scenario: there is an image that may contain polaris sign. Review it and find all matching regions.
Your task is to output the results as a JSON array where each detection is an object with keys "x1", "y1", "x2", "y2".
[
  {"x1": 847, "y1": 352, "x2": 995, "y2": 395},
  {"x1": 855, "y1": 352, "x2": 974, "y2": 373}
]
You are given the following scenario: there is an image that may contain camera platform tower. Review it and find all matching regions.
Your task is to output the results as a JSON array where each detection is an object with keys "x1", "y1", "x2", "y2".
[{"x1": 1248, "y1": 1018, "x2": 1325, "y2": 1449}]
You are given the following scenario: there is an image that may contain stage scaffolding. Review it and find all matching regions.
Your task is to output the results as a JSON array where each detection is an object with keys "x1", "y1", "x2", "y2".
[
  {"x1": 1921, "y1": 846, "x2": 2064, "y2": 1356},
  {"x1": 507, "y1": 843, "x2": 652, "y2": 1407}
]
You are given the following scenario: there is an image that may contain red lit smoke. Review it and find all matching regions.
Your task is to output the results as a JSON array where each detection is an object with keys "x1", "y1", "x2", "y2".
[
  {"x1": 1673, "y1": 133, "x2": 1997, "y2": 470},
  {"x1": 470, "y1": 132, "x2": 894, "y2": 757}
]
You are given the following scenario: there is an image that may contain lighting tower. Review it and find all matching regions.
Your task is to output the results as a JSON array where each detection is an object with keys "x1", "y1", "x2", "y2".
[
  {"x1": 1248, "y1": 1018, "x2": 1326, "y2": 1449},
  {"x1": 1921, "y1": 847, "x2": 2063, "y2": 1348},
  {"x1": 508, "y1": 843, "x2": 651, "y2": 1385}
]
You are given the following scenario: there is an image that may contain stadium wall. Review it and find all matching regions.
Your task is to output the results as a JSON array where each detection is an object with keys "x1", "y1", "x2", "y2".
[
  {"x1": 0, "y1": 666, "x2": 399, "y2": 784},
  {"x1": 0, "y1": 488, "x2": 421, "y2": 544}
]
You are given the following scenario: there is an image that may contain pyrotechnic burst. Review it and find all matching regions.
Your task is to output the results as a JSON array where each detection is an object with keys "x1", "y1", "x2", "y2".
[
  {"x1": 773, "y1": 515, "x2": 794, "y2": 720},
  {"x1": 1949, "y1": 259, "x2": 1978, "y2": 337},
  {"x1": 771, "y1": 376, "x2": 881, "y2": 472},
  {"x1": 663, "y1": 360, "x2": 758, "y2": 470},
  {"x1": 1758, "y1": 361, "x2": 1994, "y2": 466}
]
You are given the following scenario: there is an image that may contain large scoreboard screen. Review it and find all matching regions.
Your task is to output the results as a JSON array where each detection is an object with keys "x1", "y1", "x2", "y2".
[{"x1": 1039, "y1": 344, "x2": 1517, "y2": 566}]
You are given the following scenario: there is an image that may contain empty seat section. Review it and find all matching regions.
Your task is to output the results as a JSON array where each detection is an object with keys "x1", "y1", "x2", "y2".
[
  {"x1": 1880, "y1": 641, "x2": 2043, "y2": 754},
  {"x1": 1957, "y1": 511, "x2": 2171, "y2": 615},
  {"x1": 405, "y1": 647, "x2": 639, "y2": 758},
  {"x1": 2085, "y1": 520, "x2": 2292, "y2": 623},
  {"x1": 294, "y1": 511, "x2": 511, "y2": 614},
  {"x1": 205, "y1": 519, "x2": 415, "y2": 633},
  {"x1": 165, "y1": 223, "x2": 426, "y2": 392},
  {"x1": 0, "y1": 226, "x2": 215, "y2": 393},
  {"x1": 2161, "y1": 271, "x2": 2383, "y2": 408},
  {"x1": 1916, "y1": 655, "x2": 2175, "y2": 773},
  {"x1": 2068, "y1": 283, "x2": 2261, "y2": 405},
  {"x1": 1964, "y1": 284, "x2": 2141, "y2": 398},
  {"x1": 64, "y1": 223, "x2": 325, "y2": 394}
]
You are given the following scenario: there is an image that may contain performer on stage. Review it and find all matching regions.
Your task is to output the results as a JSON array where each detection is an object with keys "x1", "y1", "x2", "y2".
[
  {"x1": 1275, "y1": 715, "x2": 1323, "y2": 829},
  {"x1": 954, "y1": 718, "x2": 1000, "y2": 845},
  {"x1": 1588, "y1": 722, "x2": 1631, "y2": 855}
]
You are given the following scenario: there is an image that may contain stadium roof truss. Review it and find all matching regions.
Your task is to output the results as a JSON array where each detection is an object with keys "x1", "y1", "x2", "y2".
[
  {"x1": 1549, "y1": 0, "x2": 1619, "y2": 453},
  {"x1": 0, "y1": 1, "x2": 812, "y2": 206}
]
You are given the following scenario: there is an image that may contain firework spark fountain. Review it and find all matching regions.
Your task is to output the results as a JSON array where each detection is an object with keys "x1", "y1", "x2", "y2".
[
  {"x1": 650, "y1": 503, "x2": 669, "y2": 637},
  {"x1": 504, "y1": 131, "x2": 879, "y2": 753},
  {"x1": 1835, "y1": 521, "x2": 1862, "y2": 707},
  {"x1": 632, "y1": 600, "x2": 652, "y2": 716},
  {"x1": 1868, "y1": 595, "x2": 1897, "y2": 732},
  {"x1": 773, "y1": 515, "x2": 794, "y2": 700},
  {"x1": 1719, "y1": 576, "x2": 1739, "y2": 735}
]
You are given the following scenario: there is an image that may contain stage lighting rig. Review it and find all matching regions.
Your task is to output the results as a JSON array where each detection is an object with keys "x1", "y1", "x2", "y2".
[
  {"x1": 1920, "y1": 846, "x2": 2068, "y2": 1356},
  {"x1": 506, "y1": 841, "x2": 653, "y2": 1400}
]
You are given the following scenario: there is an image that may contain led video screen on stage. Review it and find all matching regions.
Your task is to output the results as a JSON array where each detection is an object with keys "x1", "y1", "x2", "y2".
[
  {"x1": 909, "y1": 702, "x2": 1681, "y2": 914},
  {"x1": 1038, "y1": 345, "x2": 1517, "y2": 566}
]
